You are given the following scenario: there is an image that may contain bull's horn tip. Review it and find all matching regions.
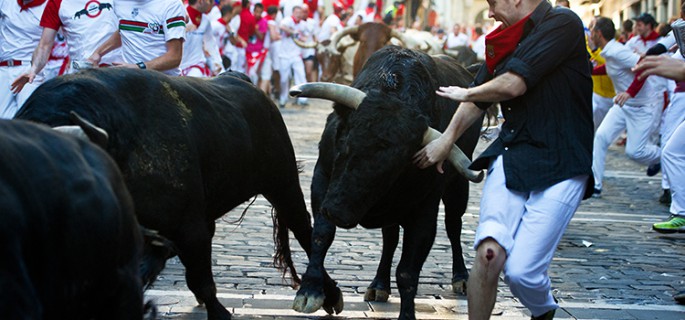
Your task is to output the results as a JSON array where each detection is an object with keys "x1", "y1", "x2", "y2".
[
  {"x1": 473, "y1": 171, "x2": 484, "y2": 183},
  {"x1": 289, "y1": 89, "x2": 302, "y2": 97}
]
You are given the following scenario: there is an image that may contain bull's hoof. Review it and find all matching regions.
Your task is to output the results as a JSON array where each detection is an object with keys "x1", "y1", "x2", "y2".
[
  {"x1": 452, "y1": 273, "x2": 468, "y2": 295},
  {"x1": 452, "y1": 279, "x2": 467, "y2": 295},
  {"x1": 364, "y1": 287, "x2": 390, "y2": 302},
  {"x1": 292, "y1": 292, "x2": 324, "y2": 314},
  {"x1": 322, "y1": 291, "x2": 344, "y2": 315},
  {"x1": 364, "y1": 279, "x2": 391, "y2": 302},
  {"x1": 207, "y1": 308, "x2": 232, "y2": 320}
]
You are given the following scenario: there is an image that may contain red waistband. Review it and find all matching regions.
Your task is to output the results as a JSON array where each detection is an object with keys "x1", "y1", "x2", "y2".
[{"x1": 0, "y1": 60, "x2": 23, "y2": 67}]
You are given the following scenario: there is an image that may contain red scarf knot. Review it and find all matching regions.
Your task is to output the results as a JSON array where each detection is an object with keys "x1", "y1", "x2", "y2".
[
  {"x1": 485, "y1": 13, "x2": 532, "y2": 74},
  {"x1": 187, "y1": 5, "x2": 203, "y2": 26},
  {"x1": 640, "y1": 30, "x2": 660, "y2": 45},
  {"x1": 17, "y1": 0, "x2": 46, "y2": 11}
]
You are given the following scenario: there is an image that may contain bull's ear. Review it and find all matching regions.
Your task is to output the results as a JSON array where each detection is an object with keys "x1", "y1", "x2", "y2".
[{"x1": 69, "y1": 111, "x2": 109, "y2": 149}]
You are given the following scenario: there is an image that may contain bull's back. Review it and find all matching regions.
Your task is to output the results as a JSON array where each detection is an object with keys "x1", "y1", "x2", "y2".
[{"x1": 16, "y1": 68, "x2": 298, "y2": 219}]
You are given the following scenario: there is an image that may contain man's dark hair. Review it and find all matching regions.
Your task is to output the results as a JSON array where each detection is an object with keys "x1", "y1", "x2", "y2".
[
  {"x1": 242, "y1": 0, "x2": 249, "y2": 8},
  {"x1": 635, "y1": 12, "x2": 657, "y2": 28},
  {"x1": 220, "y1": 4, "x2": 234, "y2": 16},
  {"x1": 188, "y1": 0, "x2": 198, "y2": 5},
  {"x1": 254, "y1": 3, "x2": 263, "y2": 10},
  {"x1": 622, "y1": 19, "x2": 633, "y2": 33},
  {"x1": 594, "y1": 16, "x2": 616, "y2": 40},
  {"x1": 267, "y1": 5, "x2": 278, "y2": 15}
]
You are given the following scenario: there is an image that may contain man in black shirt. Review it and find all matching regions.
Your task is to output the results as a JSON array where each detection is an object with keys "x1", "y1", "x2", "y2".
[{"x1": 413, "y1": 0, "x2": 593, "y2": 318}]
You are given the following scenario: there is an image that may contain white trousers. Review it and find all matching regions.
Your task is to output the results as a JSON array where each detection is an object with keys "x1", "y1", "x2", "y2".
[
  {"x1": 660, "y1": 92, "x2": 685, "y2": 190},
  {"x1": 592, "y1": 102, "x2": 661, "y2": 190},
  {"x1": 0, "y1": 65, "x2": 43, "y2": 119},
  {"x1": 278, "y1": 55, "x2": 306, "y2": 105},
  {"x1": 663, "y1": 120, "x2": 685, "y2": 216},
  {"x1": 475, "y1": 155, "x2": 587, "y2": 316},
  {"x1": 592, "y1": 93, "x2": 614, "y2": 132}
]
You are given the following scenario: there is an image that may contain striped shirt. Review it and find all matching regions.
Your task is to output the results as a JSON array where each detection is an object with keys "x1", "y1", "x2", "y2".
[{"x1": 114, "y1": 0, "x2": 186, "y2": 75}]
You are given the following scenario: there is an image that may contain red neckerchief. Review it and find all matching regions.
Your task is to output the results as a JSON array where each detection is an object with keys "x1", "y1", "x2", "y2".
[
  {"x1": 640, "y1": 30, "x2": 659, "y2": 45},
  {"x1": 187, "y1": 5, "x2": 203, "y2": 26},
  {"x1": 293, "y1": 16, "x2": 301, "y2": 24},
  {"x1": 217, "y1": 17, "x2": 227, "y2": 26},
  {"x1": 485, "y1": 12, "x2": 533, "y2": 74},
  {"x1": 17, "y1": 0, "x2": 46, "y2": 11}
]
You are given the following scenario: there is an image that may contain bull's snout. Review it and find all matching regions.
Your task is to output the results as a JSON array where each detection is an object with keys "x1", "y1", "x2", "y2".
[{"x1": 321, "y1": 207, "x2": 358, "y2": 229}]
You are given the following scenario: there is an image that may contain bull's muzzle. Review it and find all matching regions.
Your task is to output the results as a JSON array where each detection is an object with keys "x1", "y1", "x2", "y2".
[{"x1": 289, "y1": 83, "x2": 484, "y2": 183}]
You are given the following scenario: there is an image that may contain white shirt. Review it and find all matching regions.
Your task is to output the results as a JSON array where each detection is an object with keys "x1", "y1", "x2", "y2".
[
  {"x1": 278, "y1": 15, "x2": 302, "y2": 59},
  {"x1": 207, "y1": 4, "x2": 221, "y2": 21},
  {"x1": 211, "y1": 18, "x2": 226, "y2": 53},
  {"x1": 601, "y1": 39, "x2": 658, "y2": 106},
  {"x1": 300, "y1": 18, "x2": 316, "y2": 57},
  {"x1": 352, "y1": 8, "x2": 374, "y2": 25},
  {"x1": 472, "y1": 34, "x2": 486, "y2": 60},
  {"x1": 40, "y1": 0, "x2": 121, "y2": 65},
  {"x1": 446, "y1": 32, "x2": 469, "y2": 49},
  {"x1": 626, "y1": 33, "x2": 669, "y2": 93},
  {"x1": 625, "y1": 33, "x2": 661, "y2": 54},
  {"x1": 0, "y1": 0, "x2": 47, "y2": 61},
  {"x1": 317, "y1": 13, "x2": 342, "y2": 42},
  {"x1": 114, "y1": 0, "x2": 186, "y2": 75},
  {"x1": 181, "y1": 9, "x2": 221, "y2": 74}
]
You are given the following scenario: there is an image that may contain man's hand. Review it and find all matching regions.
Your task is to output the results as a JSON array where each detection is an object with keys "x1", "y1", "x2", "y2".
[
  {"x1": 633, "y1": 55, "x2": 685, "y2": 81},
  {"x1": 613, "y1": 92, "x2": 631, "y2": 106},
  {"x1": 412, "y1": 135, "x2": 452, "y2": 174},
  {"x1": 87, "y1": 52, "x2": 102, "y2": 66},
  {"x1": 10, "y1": 71, "x2": 36, "y2": 94},
  {"x1": 436, "y1": 85, "x2": 469, "y2": 102}
]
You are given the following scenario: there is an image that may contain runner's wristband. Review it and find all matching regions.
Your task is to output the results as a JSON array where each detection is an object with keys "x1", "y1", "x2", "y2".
[{"x1": 136, "y1": 61, "x2": 146, "y2": 69}]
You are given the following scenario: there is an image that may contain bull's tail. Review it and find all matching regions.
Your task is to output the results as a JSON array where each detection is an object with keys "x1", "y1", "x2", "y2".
[{"x1": 272, "y1": 207, "x2": 301, "y2": 287}]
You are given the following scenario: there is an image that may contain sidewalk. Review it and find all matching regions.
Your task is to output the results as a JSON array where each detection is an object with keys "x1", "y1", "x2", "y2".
[{"x1": 148, "y1": 100, "x2": 685, "y2": 319}]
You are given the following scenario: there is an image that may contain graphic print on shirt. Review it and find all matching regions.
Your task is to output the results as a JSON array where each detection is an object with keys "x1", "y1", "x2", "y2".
[{"x1": 73, "y1": 1, "x2": 112, "y2": 19}]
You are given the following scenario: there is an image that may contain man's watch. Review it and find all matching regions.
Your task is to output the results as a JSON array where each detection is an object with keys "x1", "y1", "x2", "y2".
[{"x1": 136, "y1": 61, "x2": 146, "y2": 69}]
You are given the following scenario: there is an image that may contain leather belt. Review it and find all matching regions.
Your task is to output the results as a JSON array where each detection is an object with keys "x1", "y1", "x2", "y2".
[{"x1": 0, "y1": 60, "x2": 23, "y2": 67}]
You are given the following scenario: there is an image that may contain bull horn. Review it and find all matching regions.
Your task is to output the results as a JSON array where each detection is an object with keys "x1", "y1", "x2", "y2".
[
  {"x1": 289, "y1": 82, "x2": 484, "y2": 183},
  {"x1": 389, "y1": 29, "x2": 409, "y2": 47},
  {"x1": 53, "y1": 112, "x2": 109, "y2": 149},
  {"x1": 330, "y1": 26, "x2": 359, "y2": 55},
  {"x1": 54, "y1": 125, "x2": 89, "y2": 139},
  {"x1": 290, "y1": 82, "x2": 366, "y2": 109},
  {"x1": 68, "y1": 111, "x2": 108, "y2": 148},
  {"x1": 444, "y1": 49, "x2": 461, "y2": 59},
  {"x1": 422, "y1": 130, "x2": 484, "y2": 182},
  {"x1": 293, "y1": 38, "x2": 318, "y2": 49}
]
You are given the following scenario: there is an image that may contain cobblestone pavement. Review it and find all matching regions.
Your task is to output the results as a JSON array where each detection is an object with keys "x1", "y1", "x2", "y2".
[{"x1": 147, "y1": 100, "x2": 685, "y2": 319}]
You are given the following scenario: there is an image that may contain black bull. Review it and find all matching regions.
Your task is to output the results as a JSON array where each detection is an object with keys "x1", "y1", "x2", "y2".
[
  {"x1": 15, "y1": 69, "x2": 313, "y2": 320},
  {"x1": 290, "y1": 46, "x2": 483, "y2": 319},
  {"x1": 0, "y1": 120, "x2": 144, "y2": 319}
]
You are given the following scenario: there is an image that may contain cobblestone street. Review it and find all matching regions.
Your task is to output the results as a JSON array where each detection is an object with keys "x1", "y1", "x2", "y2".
[{"x1": 147, "y1": 99, "x2": 685, "y2": 319}]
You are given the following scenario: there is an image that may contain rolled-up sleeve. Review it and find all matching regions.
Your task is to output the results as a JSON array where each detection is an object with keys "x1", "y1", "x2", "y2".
[{"x1": 499, "y1": 12, "x2": 585, "y2": 90}]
